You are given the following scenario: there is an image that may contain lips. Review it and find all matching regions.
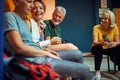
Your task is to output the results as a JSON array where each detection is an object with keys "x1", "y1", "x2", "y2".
[{"x1": 35, "y1": 12, "x2": 43, "y2": 15}]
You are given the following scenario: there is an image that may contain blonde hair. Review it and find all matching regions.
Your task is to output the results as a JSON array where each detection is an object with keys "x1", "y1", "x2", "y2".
[{"x1": 102, "y1": 10, "x2": 116, "y2": 27}]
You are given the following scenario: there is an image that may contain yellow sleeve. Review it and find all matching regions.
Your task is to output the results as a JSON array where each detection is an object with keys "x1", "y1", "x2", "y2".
[{"x1": 92, "y1": 25, "x2": 100, "y2": 36}]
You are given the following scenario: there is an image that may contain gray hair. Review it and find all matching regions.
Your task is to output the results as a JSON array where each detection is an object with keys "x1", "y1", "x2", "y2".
[
  {"x1": 55, "y1": 6, "x2": 66, "y2": 17},
  {"x1": 102, "y1": 10, "x2": 116, "y2": 27}
]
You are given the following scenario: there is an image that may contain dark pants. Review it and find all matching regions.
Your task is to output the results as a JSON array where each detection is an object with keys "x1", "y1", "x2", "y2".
[{"x1": 91, "y1": 45, "x2": 120, "y2": 70}]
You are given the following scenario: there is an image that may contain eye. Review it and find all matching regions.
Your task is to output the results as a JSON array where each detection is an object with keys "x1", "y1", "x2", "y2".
[
  {"x1": 27, "y1": 0, "x2": 34, "y2": 3},
  {"x1": 39, "y1": 6, "x2": 44, "y2": 10},
  {"x1": 101, "y1": 18, "x2": 109, "y2": 20}
]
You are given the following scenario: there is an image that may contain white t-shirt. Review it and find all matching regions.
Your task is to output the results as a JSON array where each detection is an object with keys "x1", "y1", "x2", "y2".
[{"x1": 30, "y1": 18, "x2": 51, "y2": 48}]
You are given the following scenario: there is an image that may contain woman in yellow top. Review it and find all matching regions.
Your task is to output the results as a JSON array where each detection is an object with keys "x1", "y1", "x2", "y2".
[{"x1": 91, "y1": 10, "x2": 120, "y2": 80}]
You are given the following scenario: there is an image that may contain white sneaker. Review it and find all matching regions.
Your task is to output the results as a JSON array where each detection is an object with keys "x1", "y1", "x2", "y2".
[{"x1": 95, "y1": 72, "x2": 101, "y2": 80}]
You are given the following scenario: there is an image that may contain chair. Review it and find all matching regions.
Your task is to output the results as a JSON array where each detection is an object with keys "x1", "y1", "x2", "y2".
[{"x1": 107, "y1": 55, "x2": 117, "y2": 73}]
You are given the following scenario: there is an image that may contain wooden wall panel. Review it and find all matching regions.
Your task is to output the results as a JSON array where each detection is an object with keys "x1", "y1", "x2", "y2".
[
  {"x1": 42, "y1": 0, "x2": 55, "y2": 20},
  {"x1": 4, "y1": 0, "x2": 15, "y2": 12},
  {"x1": 115, "y1": 9, "x2": 120, "y2": 37}
]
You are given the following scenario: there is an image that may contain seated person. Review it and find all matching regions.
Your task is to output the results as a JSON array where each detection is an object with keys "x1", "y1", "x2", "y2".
[
  {"x1": 29, "y1": 5, "x2": 78, "y2": 51},
  {"x1": 91, "y1": 10, "x2": 120, "y2": 80},
  {"x1": 26, "y1": 0, "x2": 84, "y2": 64},
  {"x1": 43, "y1": 6, "x2": 80, "y2": 51},
  {"x1": 44, "y1": 6, "x2": 65, "y2": 39},
  {"x1": 4, "y1": 0, "x2": 93, "y2": 80}
]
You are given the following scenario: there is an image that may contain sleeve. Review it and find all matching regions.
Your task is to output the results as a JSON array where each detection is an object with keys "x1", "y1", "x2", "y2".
[
  {"x1": 92, "y1": 25, "x2": 98, "y2": 36},
  {"x1": 4, "y1": 12, "x2": 19, "y2": 33}
]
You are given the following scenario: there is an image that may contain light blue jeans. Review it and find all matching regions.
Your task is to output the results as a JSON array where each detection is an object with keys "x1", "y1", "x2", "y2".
[
  {"x1": 57, "y1": 50, "x2": 83, "y2": 63},
  {"x1": 32, "y1": 50, "x2": 93, "y2": 80}
]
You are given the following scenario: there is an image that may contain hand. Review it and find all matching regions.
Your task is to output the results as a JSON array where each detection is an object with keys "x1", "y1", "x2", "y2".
[
  {"x1": 103, "y1": 42, "x2": 119, "y2": 48},
  {"x1": 108, "y1": 42, "x2": 119, "y2": 48},
  {"x1": 102, "y1": 42, "x2": 111, "y2": 47},
  {"x1": 48, "y1": 53, "x2": 61, "y2": 60},
  {"x1": 43, "y1": 48, "x2": 59, "y2": 57},
  {"x1": 43, "y1": 48, "x2": 61, "y2": 60},
  {"x1": 50, "y1": 37, "x2": 62, "y2": 45}
]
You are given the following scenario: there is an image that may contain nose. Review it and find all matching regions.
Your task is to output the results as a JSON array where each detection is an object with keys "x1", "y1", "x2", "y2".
[
  {"x1": 56, "y1": 16, "x2": 59, "y2": 20},
  {"x1": 101, "y1": 19, "x2": 105, "y2": 22},
  {"x1": 36, "y1": 7, "x2": 40, "y2": 11}
]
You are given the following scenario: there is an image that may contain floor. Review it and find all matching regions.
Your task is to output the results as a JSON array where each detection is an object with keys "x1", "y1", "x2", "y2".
[{"x1": 83, "y1": 55, "x2": 119, "y2": 80}]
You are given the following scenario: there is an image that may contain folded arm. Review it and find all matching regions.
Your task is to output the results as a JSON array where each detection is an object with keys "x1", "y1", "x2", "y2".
[{"x1": 5, "y1": 30, "x2": 60, "y2": 59}]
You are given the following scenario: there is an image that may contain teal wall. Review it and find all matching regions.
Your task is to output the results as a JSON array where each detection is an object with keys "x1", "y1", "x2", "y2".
[{"x1": 56, "y1": 0, "x2": 99, "y2": 52}]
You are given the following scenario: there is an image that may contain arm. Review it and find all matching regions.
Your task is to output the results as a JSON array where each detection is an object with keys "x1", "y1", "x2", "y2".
[
  {"x1": 108, "y1": 35, "x2": 120, "y2": 48},
  {"x1": 5, "y1": 30, "x2": 60, "y2": 59},
  {"x1": 93, "y1": 35, "x2": 114, "y2": 47},
  {"x1": 38, "y1": 37, "x2": 62, "y2": 48},
  {"x1": 93, "y1": 35, "x2": 120, "y2": 48},
  {"x1": 92, "y1": 35, "x2": 104, "y2": 46},
  {"x1": 92, "y1": 25, "x2": 106, "y2": 46}
]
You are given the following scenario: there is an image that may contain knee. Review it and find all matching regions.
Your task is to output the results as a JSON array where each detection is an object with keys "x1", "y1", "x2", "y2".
[
  {"x1": 65, "y1": 43, "x2": 78, "y2": 50},
  {"x1": 91, "y1": 45, "x2": 103, "y2": 54},
  {"x1": 77, "y1": 50, "x2": 83, "y2": 58},
  {"x1": 74, "y1": 50, "x2": 83, "y2": 63}
]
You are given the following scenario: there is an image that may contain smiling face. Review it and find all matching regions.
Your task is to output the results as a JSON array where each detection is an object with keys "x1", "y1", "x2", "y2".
[
  {"x1": 52, "y1": 10, "x2": 65, "y2": 26},
  {"x1": 31, "y1": 1, "x2": 45, "y2": 22},
  {"x1": 100, "y1": 12, "x2": 111, "y2": 27}
]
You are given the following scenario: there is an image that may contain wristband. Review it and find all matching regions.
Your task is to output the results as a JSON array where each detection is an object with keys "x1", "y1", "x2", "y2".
[{"x1": 39, "y1": 40, "x2": 51, "y2": 48}]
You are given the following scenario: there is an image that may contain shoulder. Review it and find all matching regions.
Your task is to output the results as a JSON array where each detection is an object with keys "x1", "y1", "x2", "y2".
[
  {"x1": 4, "y1": 12, "x2": 18, "y2": 22},
  {"x1": 30, "y1": 18, "x2": 38, "y2": 30},
  {"x1": 4, "y1": 12, "x2": 21, "y2": 32},
  {"x1": 94, "y1": 24, "x2": 100, "y2": 28},
  {"x1": 92, "y1": 24, "x2": 102, "y2": 32},
  {"x1": 114, "y1": 25, "x2": 119, "y2": 29},
  {"x1": 30, "y1": 18, "x2": 36, "y2": 25},
  {"x1": 110, "y1": 25, "x2": 118, "y2": 30},
  {"x1": 44, "y1": 20, "x2": 50, "y2": 24},
  {"x1": 4, "y1": 12, "x2": 13, "y2": 19},
  {"x1": 4, "y1": 12, "x2": 13, "y2": 15},
  {"x1": 4, "y1": 12, "x2": 15, "y2": 18},
  {"x1": 93, "y1": 24, "x2": 100, "y2": 29},
  {"x1": 4, "y1": 12, "x2": 16, "y2": 24}
]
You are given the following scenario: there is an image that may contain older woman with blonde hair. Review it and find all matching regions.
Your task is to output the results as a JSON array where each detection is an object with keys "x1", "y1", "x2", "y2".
[{"x1": 91, "y1": 9, "x2": 120, "y2": 80}]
